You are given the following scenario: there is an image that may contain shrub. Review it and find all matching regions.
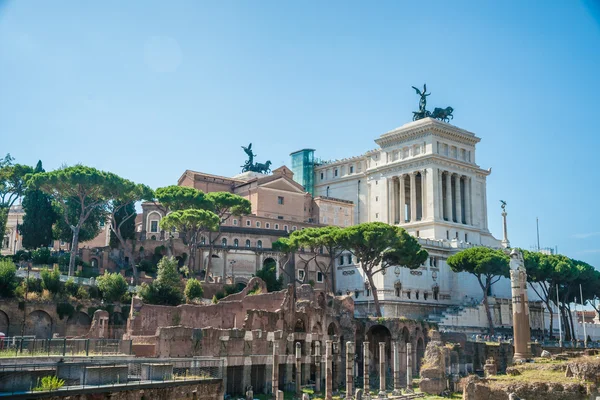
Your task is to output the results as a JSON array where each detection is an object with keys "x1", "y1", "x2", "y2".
[
  {"x1": 88, "y1": 285, "x2": 101, "y2": 299},
  {"x1": 34, "y1": 376, "x2": 65, "y2": 392},
  {"x1": 184, "y1": 278, "x2": 204, "y2": 303},
  {"x1": 31, "y1": 248, "x2": 51, "y2": 265},
  {"x1": 138, "y1": 259, "x2": 157, "y2": 274},
  {"x1": 64, "y1": 278, "x2": 79, "y2": 297},
  {"x1": 96, "y1": 272, "x2": 128, "y2": 302},
  {"x1": 40, "y1": 267, "x2": 62, "y2": 295},
  {"x1": 58, "y1": 253, "x2": 70, "y2": 267},
  {"x1": 254, "y1": 260, "x2": 283, "y2": 292},
  {"x1": 138, "y1": 257, "x2": 183, "y2": 306},
  {"x1": 12, "y1": 250, "x2": 31, "y2": 262},
  {"x1": 23, "y1": 277, "x2": 43, "y2": 294},
  {"x1": 56, "y1": 302, "x2": 75, "y2": 320},
  {"x1": 212, "y1": 295, "x2": 218, "y2": 304},
  {"x1": 76, "y1": 286, "x2": 90, "y2": 300},
  {"x1": 0, "y1": 260, "x2": 18, "y2": 298}
]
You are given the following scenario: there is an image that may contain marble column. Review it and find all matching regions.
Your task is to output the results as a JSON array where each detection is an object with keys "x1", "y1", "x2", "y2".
[
  {"x1": 420, "y1": 170, "x2": 427, "y2": 220},
  {"x1": 387, "y1": 178, "x2": 393, "y2": 224},
  {"x1": 444, "y1": 172, "x2": 452, "y2": 221},
  {"x1": 325, "y1": 340, "x2": 333, "y2": 400},
  {"x1": 296, "y1": 342, "x2": 302, "y2": 395},
  {"x1": 406, "y1": 343, "x2": 413, "y2": 393},
  {"x1": 363, "y1": 341, "x2": 370, "y2": 394},
  {"x1": 272, "y1": 342, "x2": 279, "y2": 400},
  {"x1": 410, "y1": 173, "x2": 417, "y2": 222},
  {"x1": 345, "y1": 342, "x2": 354, "y2": 400},
  {"x1": 315, "y1": 341, "x2": 321, "y2": 393},
  {"x1": 391, "y1": 178, "x2": 397, "y2": 224},
  {"x1": 378, "y1": 342, "x2": 386, "y2": 397},
  {"x1": 392, "y1": 341, "x2": 401, "y2": 395},
  {"x1": 465, "y1": 177, "x2": 472, "y2": 225},
  {"x1": 455, "y1": 175, "x2": 463, "y2": 224},
  {"x1": 437, "y1": 169, "x2": 443, "y2": 220},
  {"x1": 399, "y1": 176, "x2": 406, "y2": 223}
]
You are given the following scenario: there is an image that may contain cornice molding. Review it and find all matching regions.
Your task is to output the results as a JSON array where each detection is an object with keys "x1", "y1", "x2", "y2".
[{"x1": 375, "y1": 118, "x2": 481, "y2": 148}]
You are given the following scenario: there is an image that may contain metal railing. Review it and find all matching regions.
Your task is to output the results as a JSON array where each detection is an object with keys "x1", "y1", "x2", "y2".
[
  {"x1": 0, "y1": 337, "x2": 132, "y2": 358},
  {"x1": 0, "y1": 357, "x2": 223, "y2": 397}
]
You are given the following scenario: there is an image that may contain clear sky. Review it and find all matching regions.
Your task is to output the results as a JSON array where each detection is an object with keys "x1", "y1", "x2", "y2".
[{"x1": 1, "y1": 1, "x2": 600, "y2": 267}]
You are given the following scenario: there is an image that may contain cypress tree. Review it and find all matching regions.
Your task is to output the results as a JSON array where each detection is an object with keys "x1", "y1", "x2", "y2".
[{"x1": 21, "y1": 161, "x2": 57, "y2": 249}]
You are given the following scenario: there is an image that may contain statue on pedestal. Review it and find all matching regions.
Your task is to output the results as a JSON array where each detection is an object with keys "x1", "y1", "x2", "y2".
[
  {"x1": 241, "y1": 143, "x2": 272, "y2": 174},
  {"x1": 411, "y1": 84, "x2": 454, "y2": 122}
]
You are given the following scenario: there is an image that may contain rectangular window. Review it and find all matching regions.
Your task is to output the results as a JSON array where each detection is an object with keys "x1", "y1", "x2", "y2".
[
  {"x1": 277, "y1": 216, "x2": 284, "y2": 220},
  {"x1": 150, "y1": 221, "x2": 159, "y2": 233},
  {"x1": 256, "y1": 221, "x2": 261, "y2": 228},
  {"x1": 266, "y1": 223, "x2": 270, "y2": 229},
  {"x1": 298, "y1": 269, "x2": 305, "y2": 281},
  {"x1": 275, "y1": 224, "x2": 279, "y2": 230},
  {"x1": 233, "y1": 219, "x2": 238, "y2": 226},
  {"x1": 446, "y1": 230, "x2": 449, "y2": 240},
  {"x1": 375, "y1": 196, "x2": 378, "y2": 202},
  {"x1": 246, "y1": 220, "x2": 251, "y2": 226},
  {"x1": 416, "y1": 230, "x2": 420, "y2": 237},
  {"x1": 317, "y1": 272, "x2": 323, "y2": 283},
  {"x1": 465, "y1": 233, "x2": 468, "y2": 242},
  {"x1": 375, "y1": 213, "x2": 379, "y2": 219},
  {"x1": 350, "y1": 166, "x2": 354, "y2": 173},
  {"x1": 339, "y1": 256, "x2": 344, "y2": 266},
  {"x1": 334, "y1": 169, "x2": 338, "y2": 177},
  {"x1": 277, "y1": 196, "x2": 284, "y2": 205},
  {"x1": 284, "y1": 225, "x2": 288, "y2": 232},
  {"x1": 320, "y1": 172, "x2": 324, "y2": 180},
  {"x1": 347, "y1": 254, "x2": 352, "y2": 264}
]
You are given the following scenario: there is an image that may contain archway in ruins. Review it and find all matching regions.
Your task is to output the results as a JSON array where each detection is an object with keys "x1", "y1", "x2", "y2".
[
  {"x1": 65, "y1": 311, "x2": 92, "y2": 337},
  {"x1": 416, "y1": 337, "x2": 425, "y2": 373},
  {"x1": 327, "y1": 322, "x2": 338, "y2": 336},
  {"x1": 366, "y1": 324, "x2": 392, "y2": 384},
  {"x1": 294, "y1": 318, "x2": 307, "y2": 333},
  {"x1": 25, "y1": 310, "x2": 53, "y2": 338}
]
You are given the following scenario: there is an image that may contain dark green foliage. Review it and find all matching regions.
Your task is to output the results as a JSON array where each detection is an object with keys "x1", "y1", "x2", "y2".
[
  {"x1": 31, "y1": 248, "x2": 52, "y2": 265},
  {"x1": 88, "y1": 285, "x2": 100, "y2": 299},
  {"x1": 0, "y1": 155, "x2": 33, "y2": 240},
  {"x1": 138, "y1": 259, "x2": 158, "y2": 274},
  {"x1": 138, "y1": 257, "x2": 183, "y2": 306},
  {"x1": 40, "y1": 267, "x2": 62, "y2": 294},
  {"x1": 0, "y1": 260, "x2": 18, "y2": 298},
  {"x1": 20, "y1": 161, "x2": 57, "y2": 250},
  {"x1": 96, "y1": 272, "x2": 128, "y2": 302},
  {"x1": 214, "y1": 283, "x2": 244, "y2": 300},
  {"x1": 64, "y1": 278, "x2": 79, "y2": 297},
  {"x1": 53, "y1": 198, "x2": 106, "y2": 244},
  {"x1": 12, "y1": 250, "x2": 31, "y2": 262},
  {"x1": 23, "y1": 277, "x2": 43, "y2": 294},
  {"x1": 109, "y1": 201, "x2": 136, "y2": 248},
  {"x1": 254, "y1": 259, "x2": 283, "y2": 292},
  {"x1": 184, "y1": 278, "x2": 204, "y2": 302},
  {"x1": 56, "y1": 302, "x2": 75, "y2": 320}
]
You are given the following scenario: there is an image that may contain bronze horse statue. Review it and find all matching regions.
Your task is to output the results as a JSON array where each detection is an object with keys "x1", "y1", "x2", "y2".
[{"x1": 431, "y1": 106, "x2": 454, "y2": 123}]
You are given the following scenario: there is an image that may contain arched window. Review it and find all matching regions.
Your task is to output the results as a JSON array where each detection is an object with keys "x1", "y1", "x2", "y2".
[
  {"x1": 234, "y1": 239, "x2": 239, "y2": 247},
  {"x1": 245, "y1": 239, "x2": 251, "y2": 248},
  {"x1": 257, "y1": 240, "x2": 262, "y2": 249},
  {"x1": 222, "y1": 238, "x2": 227, "y2": 247}
]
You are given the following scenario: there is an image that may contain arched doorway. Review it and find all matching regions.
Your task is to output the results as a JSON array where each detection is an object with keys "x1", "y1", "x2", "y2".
[
  {"x1": 66, "y1": 312, "x2": 92, "y2": 337},
  {"x1": 294, "y1": 318, "x2": 306, "y2": 333},
  {"x1": 416, "y1": 337, "x2": 425, "y2": 374},
  {"x1": 366, "y1": 324, "x2": 392, "y2": 389},
  {"x1": 327, "y1": 322, "x2": 338, "y2": 337},
  {"x1": 0, "y1": 310, "x2": 9, "y2": 334},
  {"x1": 25, "y1": 310, "x2": 53, "y2": 338}
]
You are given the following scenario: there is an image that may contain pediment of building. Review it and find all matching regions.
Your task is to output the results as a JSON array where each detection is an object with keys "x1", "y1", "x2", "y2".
[{"x1": 260, "y1": 177, "x2": 306, "y2": 194}]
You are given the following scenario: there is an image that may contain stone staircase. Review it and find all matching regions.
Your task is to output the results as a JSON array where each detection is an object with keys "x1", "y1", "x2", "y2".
[{"x1": 425, "y1": 300, "x2": 489, "y2": 332}]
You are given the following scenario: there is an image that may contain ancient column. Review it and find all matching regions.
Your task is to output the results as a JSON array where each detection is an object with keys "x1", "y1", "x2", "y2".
[
  {"x1": 391, "y1": 178, "x2": 397, "y2": 224},
  {"x1": 392, "y1": 341, "x2": 401, "y2": 395},
  {"x1": 378, "y1": 342, "x2": 386, "y2": 398},
  {"x1": 326, "y1": 340, "x2": 333, "y2": 400},
  {"x1": 410, "y1": 173, "x2": 417, "y2": 222},
  {"x1": 272, "y1": 342, "x2": 279, "y2": 400},
  {"x1": 437, "y1": 169, "x2": 444, "y2": 220},
  {"x1": 455, "y1": 174, "x2": 462, "y2": 224},
  {"x1": 420, "y1": 170, "x2": 427, "y2": 220},
  {"x1": 510, "y1": 249, "x2": 532, "y2": 361},
  {"x1": 399, "y1": 176, "x2": 405, "y2": 223},
  {"x1": 502, "y1": 205, "x2": 510, "y2": 248},
  {"x1": 363, "y1": 341, "x2": 370, "y2": 394},
  {"x1": 296, "y1": 342, "x2": 302, "y2": 396},
  {"x1": 406, "y1": 343, "x2": 413, "y2": 393},
  {"x1": 444, "y1": 172, "x2": 452, "y2": 221},
  {"x1": 464, "y1": 177, "x2": 472, "y2": 225},
  {"x1": 315, "y1": 341, "x2": 322, "y2": 393},
  {"x1": 345, "y1": 341, "x2": 354, "y2": 400}
]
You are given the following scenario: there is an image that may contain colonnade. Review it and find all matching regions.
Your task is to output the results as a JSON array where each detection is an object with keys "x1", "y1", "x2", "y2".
[{"x1": 387, "y1": 169, "x2": 475, "y2": 226}]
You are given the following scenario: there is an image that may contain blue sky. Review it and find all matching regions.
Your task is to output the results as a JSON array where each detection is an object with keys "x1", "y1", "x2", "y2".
[{"x1": 1, "y1": 1, "x2": 600, "y2": 267}]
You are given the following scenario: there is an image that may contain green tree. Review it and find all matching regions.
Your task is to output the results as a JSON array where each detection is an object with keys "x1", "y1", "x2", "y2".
[
  {"x1": 97, "y1": 271, "x2": 129, "y2": 302},
  {"x1": 27, "y1": 165, "x2": 120, "y2": 276},
  {"x1": 138, "y1": 257, "x2": 183, "y2": 306},
  {"x1": 20, "y1": 161, "x2": 57, "y2": 249},
  {"x1": 287, "y1": 226, "x2": 344, "y2": 294},
  {"x1": 204, "y1": 192, "x2": 251, "y2": 281},
  {"x1": 52, "y1": 198, "x2": 107, "y2": 245},
  {"x1": 40, "y1": 267, "x2": 62, "y2": 295},
  {"x1": 184, "y1": 278, "x2": 204, "y2": 303},
  {"x1": 160, "y1": 209, "x2": 219, "y2": 273},
  {"x1": 272, "y1": 238, "x2": 296, "y2": 285},
  {"x1": 105, "y1": 181, "x2": 154, "y2": 283},
  {"x1": 254, "y1": 258, "x2": 283, "y2": 292},
  {"x1": 447, "y1": 247, "x2": 509, "y2": 335},
  {"x1": 0, "y1": 260, "x2": 18, "y2": 298},
  {"x1": 0, "y1": 154, "x2": 33, "y2": 242},
  {"x1": 338, "y1": 222, "x2": 428, "y2": 317}
]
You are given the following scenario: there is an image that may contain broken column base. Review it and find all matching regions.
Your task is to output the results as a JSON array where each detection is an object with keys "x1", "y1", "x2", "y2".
[{"x1": 378, "y1": 391, "x2": 386, "y2": 398}]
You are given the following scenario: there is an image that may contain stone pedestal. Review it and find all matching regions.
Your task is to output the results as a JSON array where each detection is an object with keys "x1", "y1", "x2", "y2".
[
  {"x1": 483, "y1": 358, "x2": 497, "y2": 377},
  {"x1": 272, "y1": 343, "x2": 279, "y2": 400},
  {"x1": 345, "y1": 341, "x2": 354, "y2": 400},
  {"x1": 378, "y1": 342, "x2": 386, "y2": 398}
]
